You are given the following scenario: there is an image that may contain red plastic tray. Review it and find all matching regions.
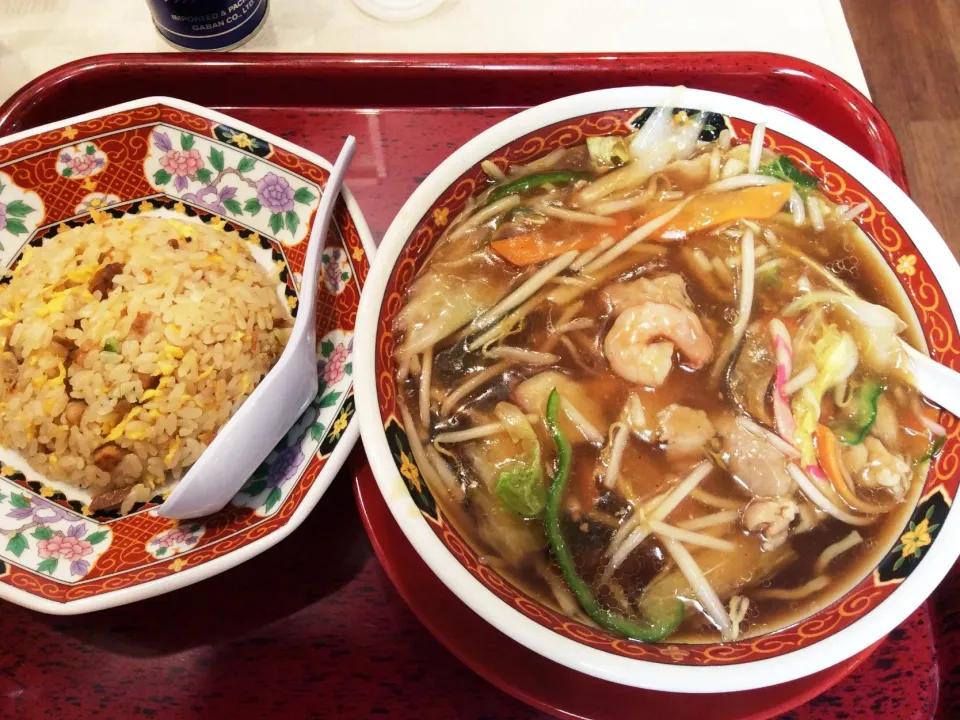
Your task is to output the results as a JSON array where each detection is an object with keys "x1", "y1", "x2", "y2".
[{"x1": 0, "y1": 53, "x2": 949, "y2": 720}]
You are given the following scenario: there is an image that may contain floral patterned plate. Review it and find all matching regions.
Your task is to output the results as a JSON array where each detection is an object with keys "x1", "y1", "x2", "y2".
[{"x1": 0, "y1": 97, "x2": 374, "y2": 614}]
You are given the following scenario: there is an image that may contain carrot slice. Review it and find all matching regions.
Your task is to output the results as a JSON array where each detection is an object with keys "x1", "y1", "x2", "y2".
[
  {"x1": 491, "y1": 181, "x2": 792, "y2": 264},
  {"x1": 649, "y1": 182, "x2": 794, "y2": 241},
  {"x1": 815, "y1": 424, "x2": 889, "y2": 515},
  {"x1": 491, "y1": 232, "x2": 592, "y2": 266},
  {"x1": 491, "y1": 212, "x2": 635, "y2": 267}
]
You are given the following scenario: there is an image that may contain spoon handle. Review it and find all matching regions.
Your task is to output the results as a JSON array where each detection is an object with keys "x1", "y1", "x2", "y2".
[
  {"x1": 902, "y1": 342, "x2": 960, "y2": 417},
  {"x1": 291, "y1": 136, "x2": 357, "y2": 350}
]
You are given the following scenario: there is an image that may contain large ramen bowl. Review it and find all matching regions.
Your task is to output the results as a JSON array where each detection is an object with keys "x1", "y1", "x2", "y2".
[{"x1": 354, "y1": 86, "x2": 960, "y2": 693}]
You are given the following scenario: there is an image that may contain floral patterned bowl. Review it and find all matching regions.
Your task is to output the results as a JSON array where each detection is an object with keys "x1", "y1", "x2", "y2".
[
  {"x1": 354, "y1": 86, "x2": 960, "y2": 692},
  {"x1": 0, "y1": 97, "x2": 374, "y2": 614}
]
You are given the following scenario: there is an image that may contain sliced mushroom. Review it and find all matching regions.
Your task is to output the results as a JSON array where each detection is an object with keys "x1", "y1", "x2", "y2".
[{"x1": 726, "y1": 322, "x2": 775, "y2": 426}]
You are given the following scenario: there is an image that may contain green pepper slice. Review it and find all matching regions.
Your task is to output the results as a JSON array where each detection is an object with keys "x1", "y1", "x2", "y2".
[
  {"x1": 831, "y1": 379, "x2": 885, "y2": 445},
  {"x1": 487, "y1": 171, "x2": 590, "y2": 204},
  {"x1": 544, "y1": 389, "x2": 685, "y2": 642}
]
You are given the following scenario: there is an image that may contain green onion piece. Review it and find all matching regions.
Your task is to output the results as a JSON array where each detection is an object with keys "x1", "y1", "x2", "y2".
[
  {"x1": 103, "y1": 338, "x2": 120, "y2": 353},
  {"x1": 921, "y1": 435, "x2": 947, "y2": 463},
  {"x1": 544, "y1": 388, "x2": 684, "y2": 641},
  {"x1": 487, "y1": 171, "x2": 590, "y2": 204},
  {"x1": 758, "y1": 155, "x2": 819, "y2": 193}
]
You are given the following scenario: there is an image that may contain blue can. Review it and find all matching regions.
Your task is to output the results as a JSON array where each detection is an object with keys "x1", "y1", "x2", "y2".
[{"x1": 147, "y1": 0, "x2": 269, "y2": 51}]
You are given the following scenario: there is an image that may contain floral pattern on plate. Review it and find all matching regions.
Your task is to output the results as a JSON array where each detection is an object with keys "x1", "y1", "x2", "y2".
[
  {"x1": 75, "y1": 193, "x2": 122, "y2": 214},
  {"x1": 0, "y1": 488, "x2": 110, "y2": 580},
  {"x1": 234, "y1": 329, "x2": 355, "y2": 516},
  {"x1": 144, "y1": 126, "x2": 320, "y2": 245},
  {"x1": 322, "y1": 246, "x2": 353, "y2": 294},
  {"x1": 0, "y1": 98, "x2": 371, "y2": 612},
  {"x1": 147, "y1": 522, "x2": 205, "y2": 559},
  {"x1": 55, "y1": 142, "x2": 107, "y2": 179},
  {"x1": 876, "y1": 488, "x2": 949, "y2": 582},
  {"x1": 0, "y1": 172, "x2": 43, "y2": 252}
]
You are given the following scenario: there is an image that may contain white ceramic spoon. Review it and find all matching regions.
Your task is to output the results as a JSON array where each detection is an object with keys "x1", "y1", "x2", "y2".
[
  {"x1": 159, "y1": 136, "x2": 357, "y2": 520},
  {"x1": 902, "y1": 342, "x2": 960, "y2": 419}
]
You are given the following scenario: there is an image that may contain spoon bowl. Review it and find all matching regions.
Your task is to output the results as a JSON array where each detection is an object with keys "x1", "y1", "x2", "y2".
[{"x1": 901, "y1": 342, "x2": 960, "y2": 418}]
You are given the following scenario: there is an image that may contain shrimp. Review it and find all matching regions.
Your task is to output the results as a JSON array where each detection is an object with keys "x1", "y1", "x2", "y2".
[
  {"x1": 603, "y1": 302, "x2": 713, "y2": 386},
  {"x1": 604, "y1": 273, "x2": 693, "y2": 316}
]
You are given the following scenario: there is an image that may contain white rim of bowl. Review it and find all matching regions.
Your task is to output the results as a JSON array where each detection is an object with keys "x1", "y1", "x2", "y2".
[
  {"x1": 0, "y1": 96, "x2": 377, "y2": 614},
  {"x1": 355, "y1": 85, "x2": 960, "y2": 693}
]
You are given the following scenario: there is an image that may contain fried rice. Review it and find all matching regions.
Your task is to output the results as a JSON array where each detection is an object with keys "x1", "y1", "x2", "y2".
[{"x1": 0, "y1": 216, "x2": 292, "y2": 509}]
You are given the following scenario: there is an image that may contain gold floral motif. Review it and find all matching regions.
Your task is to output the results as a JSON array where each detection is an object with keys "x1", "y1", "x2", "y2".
[
  {"x1": 168, "y1": 557, "x2": 187, "y2": 572},
  {"x1": 398, "y1": 450, "x2": 421, "y2": 493},
  {"x1": 39, "y1": 486, "x2": 54, "y2": 498},
  {"x1": 432, "y1": 207, "x2": 449, "y2": 227},
  {"x1": 901, "y1": 518, "x2": 932, "y2": 557},
  {"x1": 208, "y1": 216, "x2": 226, "y2": 231},
  {"x1": 893, "y1": 506, "x2": 939, "y2": 571},
  {"x1": 81, "y1": 177, "x2": 97, "y2": 191},
  {"x1": 330, "y1": 409, "x2": 349, "y2": 440},
  {"x1": 138, "y1": 200, "x2": 154, "y2": 213},
  {"x1": 896, "y1": 254, "x2": 917, "y2": 276},
  {"x1": 230, "y1": 132, "x2": 254, "y2": 149},
  {"x1": 61, "y1": 126, "x2": 78, "y2": 140},
  {"x1": 352, "y1": 245, "x2": 364, "y2": 262},
  {"x1": 57, "y1": 223, "x2": 71, "y2": 234},
  {"x1": 172, "y1": 201, "x2": 186, "y2": 214}
]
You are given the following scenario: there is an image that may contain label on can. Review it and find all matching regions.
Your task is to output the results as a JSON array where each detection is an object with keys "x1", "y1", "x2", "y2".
[{"x1": 147, "y1": 0, "x2": 268, "y2": 51}]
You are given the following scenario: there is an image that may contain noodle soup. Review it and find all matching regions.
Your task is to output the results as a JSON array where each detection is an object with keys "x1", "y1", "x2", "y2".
[{"x1": 388, "y1": 105, "x2": 942, "y2": 645}]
